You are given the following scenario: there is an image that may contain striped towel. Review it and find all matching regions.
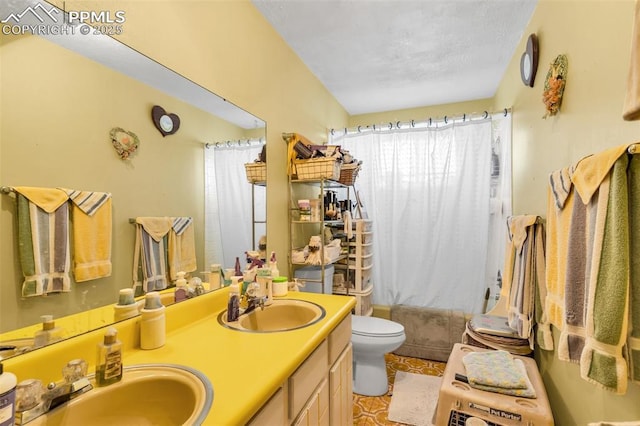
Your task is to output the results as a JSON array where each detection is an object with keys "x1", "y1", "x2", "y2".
[
  {"x1": 133, "y1": 217, "x2": 172, "y2": 294},
  {"x1": 60, "y1": 189, "x2": 112, "y2": 282},
  {"x1": 168, "y1": 217, "x2": 197, "y2": 281},
  {"x1": 14, "y1": 187, "x2": 71, "y2": 296}
]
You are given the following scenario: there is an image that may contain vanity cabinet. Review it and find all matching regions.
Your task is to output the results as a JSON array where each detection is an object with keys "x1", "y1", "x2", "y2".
[{"x1": 248, "y1": 315, "x2": 353, "y2": 426}]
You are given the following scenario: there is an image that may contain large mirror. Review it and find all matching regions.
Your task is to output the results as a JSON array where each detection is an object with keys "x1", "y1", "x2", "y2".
[{"x1": 0, "y1": 0, "x2": 266, "y2": 358}]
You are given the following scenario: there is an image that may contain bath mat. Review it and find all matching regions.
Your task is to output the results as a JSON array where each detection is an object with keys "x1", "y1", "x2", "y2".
[{"x1": 388, "y1": 371, "x2": 441, "y2": 426}]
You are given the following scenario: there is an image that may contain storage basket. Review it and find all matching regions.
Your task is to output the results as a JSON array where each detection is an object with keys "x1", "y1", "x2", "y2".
[
  {"x1": 293, "y1": 157, "x2": 341, "y2": 181},
  {"x1": 245, "y1": 162, "x2": 266, "y2": 183},
  {"x1": 339, "y1": 162, "x2": 360, "y2": 185}
]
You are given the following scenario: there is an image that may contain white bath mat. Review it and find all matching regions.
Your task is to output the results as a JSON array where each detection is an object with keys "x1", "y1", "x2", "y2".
[{"x1": 388, "y1": 371, "x2": 442, "y2": 426}]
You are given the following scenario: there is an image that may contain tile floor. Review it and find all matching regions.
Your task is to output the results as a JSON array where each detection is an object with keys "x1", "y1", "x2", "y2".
[{"x1": 353, "y1": 353, "x2": 447, "y2": 425}]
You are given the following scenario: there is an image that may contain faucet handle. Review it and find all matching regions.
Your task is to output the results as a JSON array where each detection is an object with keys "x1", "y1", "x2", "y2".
[
  {"x1": 63, "y1": 359, "x2": 87, "y2": 383},
  {"x1": 16, "y1": 379, "x2": 44, "y2": 412}
]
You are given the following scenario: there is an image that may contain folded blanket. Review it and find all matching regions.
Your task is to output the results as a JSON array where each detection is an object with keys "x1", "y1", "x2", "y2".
[
  {"x1": 462, "y1": 350, "x2": 536, "y2": 398},
  {"x1": 61, "y1": 189, "x2": 112, "y2": 282},
  {"x1": 15, "y1": 188, "x2": 71, "y2": 296}
]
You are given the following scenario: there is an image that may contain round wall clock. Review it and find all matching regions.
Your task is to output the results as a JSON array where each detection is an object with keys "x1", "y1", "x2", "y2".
[
  {"x1": 151, "y1": 105, "x2": 180, "y2": 137},
  {"x1": 520, "y1": 33, "x2": 539, "y2": 87}
]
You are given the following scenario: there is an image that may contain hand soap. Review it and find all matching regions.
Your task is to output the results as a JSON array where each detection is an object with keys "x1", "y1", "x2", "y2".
[
  {"x1": 33, "y1": 315, "x2": 63, "y2": 348},
  {"x1": 140, "y1": 291, "x2": 166, "y2": 350},
  {"x1": 0, "y1": 363, "x2": 17, "y2": 426},
  {"x1": 95, "y1": 327, "x2": 122, "y2": 387},
  {"x1": 269, "y1": 251, "x2": 280, "y2": 278}
]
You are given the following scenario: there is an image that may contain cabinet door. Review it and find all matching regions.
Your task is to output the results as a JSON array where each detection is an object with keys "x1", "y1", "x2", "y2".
[
  {"x1": 247, "y1": 387, "x2": 285, "y2": 426},
  {"x1": 330, "y1": 343, "x2": 353, "y2": 426},
  {"x1": 293, "y1": 378, "x2": 329, "y2": 426}
]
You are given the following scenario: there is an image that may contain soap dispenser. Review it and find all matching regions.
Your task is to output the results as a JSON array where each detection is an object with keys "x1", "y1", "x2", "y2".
[
  {"x1": 33, "y1": 315, "x2": 63, "y2": 348},
  {"x1": 174, "y1": 271, "x2": 188, "y2": 303},
  {"x1": 113, "y1": 288, "x2": 140, "y2": 322},
  {"x1": 0, "y1": 363, "x2": 17, "y2": 426},
  {"x1": 95, "y1": 327, "x2": 122, "y2": 387},
  {"x1": 269, "y1": 251, "x2": 280, "y2": 278},
  {"x1": 140, "y1": 291, "x2": 166, "y2": 350}
]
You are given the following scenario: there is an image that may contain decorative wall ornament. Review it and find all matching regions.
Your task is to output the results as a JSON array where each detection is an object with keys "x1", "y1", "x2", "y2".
[
  {"x1": 520, "y1": 33, "x2": 539, "y2": 87},
  {"x1": 110, "y1": 127, "x2": 140, "y2": 160},
  {"x1": 542, "y1": 54, "x2": 568, "y2": 119},
  {"x1": 151, "y1": 105, "x2": 180, "y2": 136}
]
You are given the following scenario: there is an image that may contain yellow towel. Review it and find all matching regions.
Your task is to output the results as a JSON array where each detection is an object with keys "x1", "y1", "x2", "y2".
[
  {"x1": 168, "y1": 218, "x2": 197, "y2": 280},
  {"x1": 70, "y1": 197, "x2": 112, "y2": 282},
  {"x1": 135, "y1": 217, "x2": 173, "y2": 241},
  {"x1": 623, "y1": 1, "x2": 640, "y2": 121},
  {"x1": 14, "y1": 186, "x2": 68, "y2": 213},
  {"x1": 572, "y1": 144, "x2": 630, "y2": 204}
]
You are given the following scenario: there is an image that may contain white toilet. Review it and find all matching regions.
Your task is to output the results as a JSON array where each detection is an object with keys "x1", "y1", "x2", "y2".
[{"x1": 351, "y1": 315, "x2": 406, "y2": 396}]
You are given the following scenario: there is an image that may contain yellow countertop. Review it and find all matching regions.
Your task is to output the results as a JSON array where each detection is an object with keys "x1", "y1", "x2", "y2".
[{"x1": 3, "y1": 289, "x2": 356, "y2": 425}]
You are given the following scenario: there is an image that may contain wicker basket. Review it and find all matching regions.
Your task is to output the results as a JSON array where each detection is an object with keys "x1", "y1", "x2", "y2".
[
  {"x1": 245, "y1": 162, "x2": 266, "y2": 183},
  {"x1": 292, "y1": 157, "x2": 341, "y2": 180},
  {"x1": 339, "y1": 163, "x2": 360, "y2": 185}
]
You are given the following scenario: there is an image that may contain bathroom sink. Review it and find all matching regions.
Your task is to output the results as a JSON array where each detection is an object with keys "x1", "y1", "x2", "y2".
[
  {"x1": 31, "y1": 364, "x2": 213, "y2": 426},
  {"x1": 219, "y1": 299, "x2": 326, "y2": 332}
]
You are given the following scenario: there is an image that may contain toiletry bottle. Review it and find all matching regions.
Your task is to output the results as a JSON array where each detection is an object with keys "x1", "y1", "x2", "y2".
[
  {"x1": 174, "y1": 271, "x2": 188, "y2": 303},
  {"x1": 113, "y1": 288, "x2": 140, "y2": 322},
  {"x1": 256, "y1": 267, "x2": 273, "y2": 306},
  {"x1": 234, "y1": 257, "x2": 242, "y2": 277},
  {"x1": 269, "y1": 251, "x2": 280, "y2": 278},
  {"x1": 140, "y1": 291, "x2": 166, "y2": 350},
  {"x1": 95, "y1": 327, "x2": 123, "y2": 387},
  {"x1": 227, "y1": 279, "x2": 240, "y2": 322},
  {"x1": 0, "y1": 363, "x2": 17, "y2": 426},
  {"x1": 33, "y1": 315, "x2": 63, "y2": 348},
  {"x1": 210, "y1": 264, "x2": 222, "y2": 290}
]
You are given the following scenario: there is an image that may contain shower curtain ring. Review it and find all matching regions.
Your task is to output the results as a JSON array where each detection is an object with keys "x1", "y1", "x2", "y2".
[
  {"x1": 483, "y1": 111, "x2": 489, "y2": 119},
  {"x1": 357, "y1": 125, "x2": 362, "y2": 132},
  {"x1": 444, "y1": 116, "x2": 448, "y2": 124}
]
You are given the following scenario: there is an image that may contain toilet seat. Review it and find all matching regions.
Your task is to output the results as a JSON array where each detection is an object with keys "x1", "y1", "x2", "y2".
[{"x1": 352, "y1": 315, "x2": 405, "y2": 338}]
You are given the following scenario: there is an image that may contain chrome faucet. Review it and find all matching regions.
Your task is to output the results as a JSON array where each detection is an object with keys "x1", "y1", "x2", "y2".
[
  {"x1": 15, "y1": 359, "x2": 93, "y2": 425},
  {"x1": 241, "y1": 282, "x2": 267, "y2": 315}
]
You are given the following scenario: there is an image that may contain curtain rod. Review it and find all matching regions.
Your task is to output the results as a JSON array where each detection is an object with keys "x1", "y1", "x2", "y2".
[
  {"x1": 205, "y1": 137, "x2": 265, "y2": 149},
  {"x1": 330, "y1": 107, "x2": 512, "y2": 137}
]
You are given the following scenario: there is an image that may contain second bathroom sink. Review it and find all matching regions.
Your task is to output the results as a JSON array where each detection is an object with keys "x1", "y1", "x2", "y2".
[{"x1": 219, "y1": 299, "x2": 326, "y2": 332}]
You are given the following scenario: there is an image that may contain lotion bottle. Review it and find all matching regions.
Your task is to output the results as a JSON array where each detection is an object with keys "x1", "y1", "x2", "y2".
[
  {"x1": 95, "y1": 327, "x2": 122, "y2": 387},
  {"x1": 269, "y1": 251, "x2": 280, "y2": 278},
  {"x1": 0, "y1": 363, "x2": 17, "y2": 426},
  {"x1": 140, "y1": 291, "x2": 166, "y2": 350}
]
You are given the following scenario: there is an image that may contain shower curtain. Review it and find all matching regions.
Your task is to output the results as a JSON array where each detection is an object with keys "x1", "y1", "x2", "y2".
[
  {"x1": 331, "y1": 114, "x2": 511, "y2": 313},
  {"x1": 204, "y1": 143, "x2": 265, "y2": 269}
]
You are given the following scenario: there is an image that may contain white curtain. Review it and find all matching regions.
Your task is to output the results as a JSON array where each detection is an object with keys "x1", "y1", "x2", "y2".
[
  {"x1": 331, "y1": 115, "x2": 511, "y2": 313},
  {"x1": 204, "y1": 144, "x2": 265, "y2": 270}
]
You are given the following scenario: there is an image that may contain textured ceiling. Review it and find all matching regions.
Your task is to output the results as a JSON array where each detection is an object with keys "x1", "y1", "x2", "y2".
[{"x1": 252, "y1": 0, "x2": 538, "y2": 115}]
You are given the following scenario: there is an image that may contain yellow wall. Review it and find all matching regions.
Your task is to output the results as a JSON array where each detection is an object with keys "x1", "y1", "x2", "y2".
[
  {"x1": 496, "y1": 0, "x2": 640, "y2": 424},
  {"x1": 4, "y1": 0, "x2": 640, "y2": 423}
]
